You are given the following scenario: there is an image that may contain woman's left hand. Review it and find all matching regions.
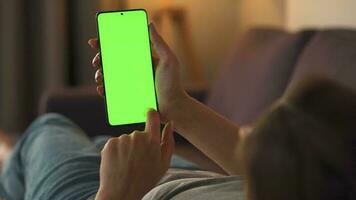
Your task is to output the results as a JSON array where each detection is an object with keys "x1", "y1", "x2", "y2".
[{"x1": 95, "y1": 110, "x2": 175, "y2": 200}]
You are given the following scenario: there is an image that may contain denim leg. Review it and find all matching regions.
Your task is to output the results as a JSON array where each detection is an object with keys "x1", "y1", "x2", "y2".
[
  {"x1": 1, "y1": 113, "x2": 101, "y2": 200},
  {"x1": 92, "y1": 136, "x2": 112, "y2": 152}
]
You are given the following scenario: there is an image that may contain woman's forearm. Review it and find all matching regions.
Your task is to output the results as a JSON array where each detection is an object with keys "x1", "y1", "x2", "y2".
[{"x1": 168, "y1": 93, "x2": 242, "y2": 175}]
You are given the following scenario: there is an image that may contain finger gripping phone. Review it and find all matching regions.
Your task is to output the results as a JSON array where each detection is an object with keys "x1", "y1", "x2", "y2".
[{"x1": 97, "y1": 9, "x2": 157, "y2": 126}]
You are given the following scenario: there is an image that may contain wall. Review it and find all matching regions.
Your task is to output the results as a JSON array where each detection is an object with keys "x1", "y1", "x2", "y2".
[
  {"x1": 287, "y1": 0, "x2": 356, "y2": 31},
  {"x1": 127, "y1": 0, "x2": 285, "y2": 86},
  {"x1": 238, "y1": 0, "x2": 285, "y2": 32},
  {"x1": 128, "y1": 0, "x2": 240, "y2": 86}
]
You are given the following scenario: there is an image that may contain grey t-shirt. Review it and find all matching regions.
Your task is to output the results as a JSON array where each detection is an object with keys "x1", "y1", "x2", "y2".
[{"x1": 143, "y1": 169, "x2": 245, "y2": 200}]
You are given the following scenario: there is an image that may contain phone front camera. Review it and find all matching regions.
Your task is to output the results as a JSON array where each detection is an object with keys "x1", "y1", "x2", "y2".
[{"x1": 121, "y1": 13, "x2": 123, "y2": 15}]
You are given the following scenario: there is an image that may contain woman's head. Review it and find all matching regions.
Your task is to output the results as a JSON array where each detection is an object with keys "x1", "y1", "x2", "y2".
[{"x1": 243, "y1": 77, "x2": 356, "y2": 200}]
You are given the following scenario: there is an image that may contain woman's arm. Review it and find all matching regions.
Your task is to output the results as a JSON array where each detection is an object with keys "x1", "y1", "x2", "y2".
[
  {"x1": 149, "y1": 24, "x2": 242, "y2": 175},
  {"x1": 89, "y1": 24, "x2": 243, "y2": 176},
  {"x1": 169, "y1": 93, "x2": 242, "y2": 175}
]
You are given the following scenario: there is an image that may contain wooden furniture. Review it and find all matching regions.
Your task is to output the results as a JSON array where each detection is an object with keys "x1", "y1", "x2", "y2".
[{"x1": 152, "y1": 6, "x2": 206, "y2": 90}]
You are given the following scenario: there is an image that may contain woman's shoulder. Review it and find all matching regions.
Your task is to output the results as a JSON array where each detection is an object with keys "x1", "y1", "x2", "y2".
[{"x1": 144, "y1": 171, "x2": 244, "y2": 200}]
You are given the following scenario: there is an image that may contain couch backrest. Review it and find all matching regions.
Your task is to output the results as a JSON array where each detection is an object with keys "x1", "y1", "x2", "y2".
[
  {"x1": 286, "y1": 29, "x2": 356, "y2": 92},
  {"x1": 206, "y1": 28, "x2": 315, "y2": 125}
]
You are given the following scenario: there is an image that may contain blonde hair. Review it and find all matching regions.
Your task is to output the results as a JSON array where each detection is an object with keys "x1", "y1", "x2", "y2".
[{"x1": 243, "y1": 77, "x2": 356, "y2": 200}]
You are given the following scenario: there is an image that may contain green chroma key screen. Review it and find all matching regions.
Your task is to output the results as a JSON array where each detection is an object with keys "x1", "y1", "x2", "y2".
[{"x1": 97, "y1": 10, "x2": 157, "y2": 126}]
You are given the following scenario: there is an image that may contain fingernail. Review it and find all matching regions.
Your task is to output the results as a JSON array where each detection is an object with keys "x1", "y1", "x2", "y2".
[
  {"x1": 147, "y1": 108, "x2": 156, "y2": 112},
  {"x1": 165, "y1": 121, "x2": 173, "y2": 131},
  {"x1": 88, "y1": 39, "x2": 94, "y2": 46},
  {"x1": 144, "y1": 108, "x2": 156, "y2": 117}
]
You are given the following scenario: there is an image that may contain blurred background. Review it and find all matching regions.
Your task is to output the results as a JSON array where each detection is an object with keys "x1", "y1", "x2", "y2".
[{"x1": 1, "y1": 0, "x2": 356, "y2": 133}]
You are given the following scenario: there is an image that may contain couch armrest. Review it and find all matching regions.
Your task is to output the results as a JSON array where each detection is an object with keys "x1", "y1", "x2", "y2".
[
  {"x1": 187, "y1": 90, "x2": 207, "y2": 103},
  {"x1": 38, "y1": 86, "x2": 207, "y2": 141},
  {"x1": 38, "y1": 86, "x2": 146, "y2": 137}
]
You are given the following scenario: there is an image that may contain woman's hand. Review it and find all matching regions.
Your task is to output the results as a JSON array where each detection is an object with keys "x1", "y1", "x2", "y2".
[
  {"x1": 88, "y1": 23, "x2": 186, "y2": 122},
  {"x1": 95, "y1": 110, "x2": 175, "y2": 200}
]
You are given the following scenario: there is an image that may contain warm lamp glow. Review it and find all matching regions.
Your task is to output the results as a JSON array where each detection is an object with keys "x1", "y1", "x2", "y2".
[{"x1": 160, "y1": 0, "x2": 173, "y2": 8}]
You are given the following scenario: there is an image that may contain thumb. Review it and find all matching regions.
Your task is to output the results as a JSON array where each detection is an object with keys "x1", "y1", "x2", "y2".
[
  {"x1": 149, "y1": 23, "x2": 172, "y2": 62},
  {"x1": 161, "y1": 121, "x2": 175, "y2": 167},
  {"x1": 145, "y1": 109, "x2": 161, "y2": 143}
]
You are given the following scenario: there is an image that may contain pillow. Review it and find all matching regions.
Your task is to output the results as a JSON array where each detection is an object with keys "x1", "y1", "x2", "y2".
[
  {"x1": 206, "y1": 28, "x2": 315, "y2": 125},
  {"x1": 287, "y1": 29, "x2": 356, "y2": 92}
]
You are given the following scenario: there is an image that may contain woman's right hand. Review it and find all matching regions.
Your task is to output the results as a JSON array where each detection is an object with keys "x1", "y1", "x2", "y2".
[{"x1": 88, "y1": 23, "x2": 186, "y2": 122}]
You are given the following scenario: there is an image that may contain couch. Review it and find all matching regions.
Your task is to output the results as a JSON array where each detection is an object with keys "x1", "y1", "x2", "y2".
[{"x1": 38, "y1": 27, "x2": 356, "y2": 171}]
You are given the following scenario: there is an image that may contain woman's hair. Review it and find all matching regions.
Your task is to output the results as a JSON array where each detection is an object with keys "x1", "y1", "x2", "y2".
[{"x1": 243, "y1": 77, "x2": 356, "y2": 200}]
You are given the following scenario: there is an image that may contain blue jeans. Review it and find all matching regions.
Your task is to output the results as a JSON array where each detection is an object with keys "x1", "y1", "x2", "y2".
[{"x1": 0, "y1": 114, "x2": 199, "y2": 200}]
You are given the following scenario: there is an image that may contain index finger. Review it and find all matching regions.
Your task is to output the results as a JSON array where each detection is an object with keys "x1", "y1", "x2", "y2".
[
  {"x1": 88, "y1": 38, "x2": 99, "y2": 49},
  {"x1": 145, "y1": 109, "x2": 161, "y2": 142}
]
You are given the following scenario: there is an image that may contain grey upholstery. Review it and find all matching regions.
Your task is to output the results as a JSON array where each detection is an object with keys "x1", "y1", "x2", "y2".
[
  {"x1": 287, "y1": 29, "x2": 356, "y2": 92},
  {"x1": 40, "y1": 27, "x2": 356, "y2": 138},
  {"x1": 206, "y1": 28, "x2": 315, "y2": 125}
]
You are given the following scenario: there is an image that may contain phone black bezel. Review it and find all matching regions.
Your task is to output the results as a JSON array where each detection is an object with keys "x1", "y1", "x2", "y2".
[{"x1": 96, "y1": 9, "x2": 159, "y2": 128}]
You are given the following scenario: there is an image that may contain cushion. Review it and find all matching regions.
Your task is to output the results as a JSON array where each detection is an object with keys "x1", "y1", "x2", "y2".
[
  {"x1": 206, "y1": 28, "x2": 315, "y2": 125},
  {"x1": 287, "y1": 29, "x2": 356, "y2": 92}
]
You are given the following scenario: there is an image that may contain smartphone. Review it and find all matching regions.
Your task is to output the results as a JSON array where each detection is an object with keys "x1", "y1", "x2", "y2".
[{"x1": 97, "y1": 9, "x2": 157, "y2": 126}]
